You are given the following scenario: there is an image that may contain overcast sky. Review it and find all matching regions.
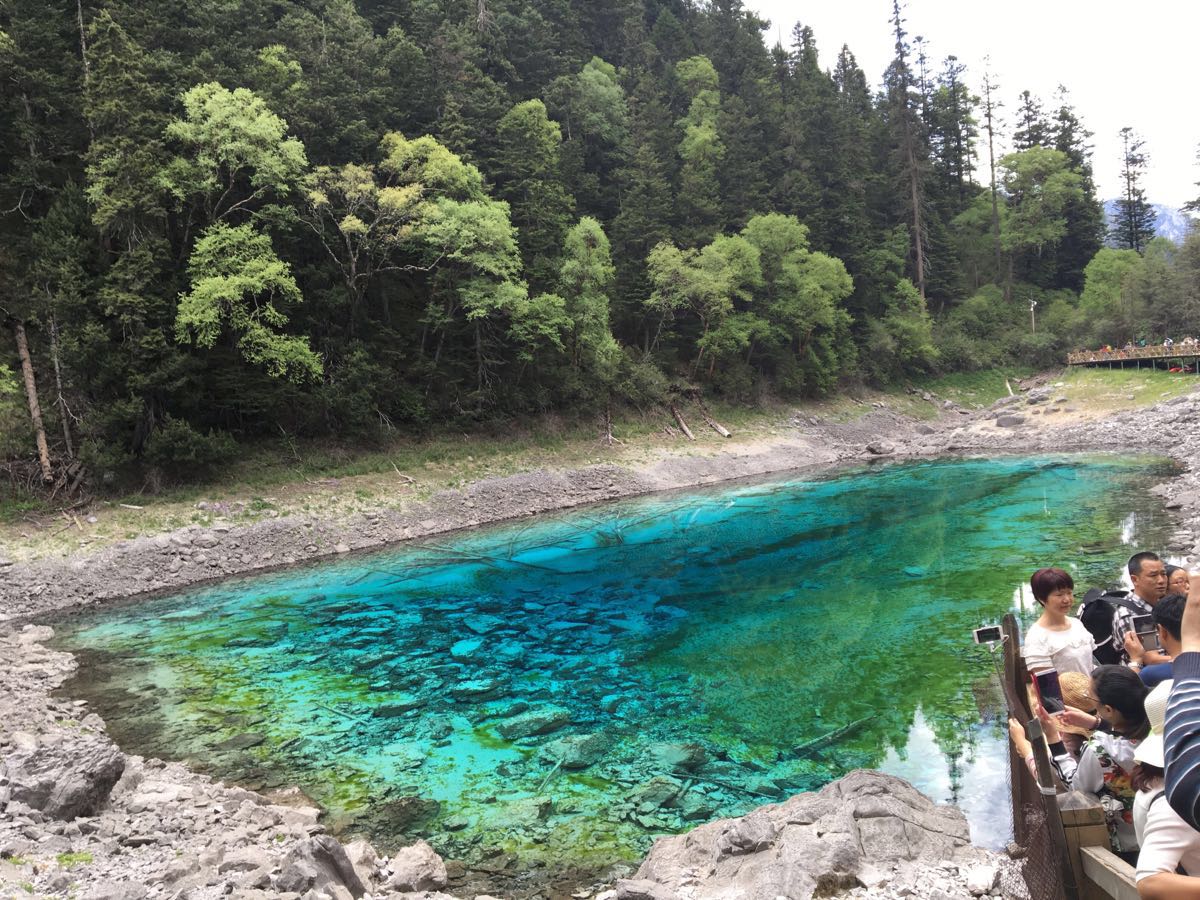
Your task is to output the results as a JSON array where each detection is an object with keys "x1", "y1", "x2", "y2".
[{"x1": 745, "y1": 0, "x2": 1200, "y2": 209}]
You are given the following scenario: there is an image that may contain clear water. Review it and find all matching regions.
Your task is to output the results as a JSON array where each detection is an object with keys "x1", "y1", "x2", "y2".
[{"x1": 53, "y1": 455, "x2": 1175, "y2": 894}]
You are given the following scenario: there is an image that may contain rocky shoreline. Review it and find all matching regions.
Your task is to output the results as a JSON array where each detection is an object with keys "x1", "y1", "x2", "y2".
[
  {"x1": 4, "y1": 378, "x2": 1199, "y2": 621},
  {"x1": 0, "y1": 620, "x2": 1025, "y2": 900},
  {"x1": 5, "y1": 377, "x2": 1200, "y2": 900}
]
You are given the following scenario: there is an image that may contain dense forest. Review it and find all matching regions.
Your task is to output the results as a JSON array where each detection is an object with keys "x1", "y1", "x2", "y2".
[{"x1": 2, "y1": 0, "x2": 1199, "y2": 494}]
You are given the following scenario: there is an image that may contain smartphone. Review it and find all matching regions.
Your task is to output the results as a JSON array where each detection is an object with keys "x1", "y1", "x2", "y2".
[
  {"x1": 1034, "y1": 669, "x2": 1065, "y2": 714},
  {"x1": 973, "y1": 625, "x2": 1002, "y2": 644},
  {"x1": 1133, "y1": 614, "x2": 1161, "y2": 651}
]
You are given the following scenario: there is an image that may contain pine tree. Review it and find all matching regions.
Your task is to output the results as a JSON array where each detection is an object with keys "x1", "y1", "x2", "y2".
[
  {"x1": 1110, "y1": 126, "x2": 1156, "y2": 253},
  {"x1": 1047, "y1": 87, "x2": 1104, "y2": 290},
  {"x1": 1011, "y1": 90, "x2": 1050, "y2": 151},
  {"x1": 883, "y1": 0, "x2": 929, "y2": 301}
]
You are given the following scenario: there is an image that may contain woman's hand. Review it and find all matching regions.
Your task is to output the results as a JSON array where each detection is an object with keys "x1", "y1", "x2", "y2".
[
  {"x1": 1008, "y1": 717, "x2": 1033, "y2": 758},
  {"x1": 1057, "y1": 705, "x2": 1099, "y2": 731}
]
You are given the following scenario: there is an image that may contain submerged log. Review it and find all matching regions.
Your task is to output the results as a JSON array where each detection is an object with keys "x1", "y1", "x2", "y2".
[{"x1": 791, "y1": 714, "x2": 876, "y2": 758}]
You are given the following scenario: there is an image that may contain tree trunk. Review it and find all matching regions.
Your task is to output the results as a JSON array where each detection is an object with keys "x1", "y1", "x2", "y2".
[
  {"x1": 904, "y1": 130, "x2": 926, "y2": 302},
  {"x1": 13, "y1": 320, "x2": 54, "y2": 483},
  {"x1": 670, "y1": 403, "x2": 695, "y2": 441},
  {"x1": 698, "y1": 402, "x2": 732, "y2": 438},
  {"x1": 602, "y1": 401, "x2": 614, "y2": 446},
  {"x1": 49, "y1": 311, "x2": 74, "y2": 459}
]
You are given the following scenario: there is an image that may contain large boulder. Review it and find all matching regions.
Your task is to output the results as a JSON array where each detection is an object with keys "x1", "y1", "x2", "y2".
[
  {"x1": 633, "y1": 770, "x2": 983, "y2": 900},
  {"x1": 276, "y1": 834, "x2": 367, "y2": 898},
  {"x1": 1, "y1": 725, "x2": 125, "y2": 820},
  {"x1": 387, "y1": 839, "x2": 447, "y2": 892}
]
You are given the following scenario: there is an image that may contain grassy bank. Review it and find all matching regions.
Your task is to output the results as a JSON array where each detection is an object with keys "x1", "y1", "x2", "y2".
[{"x1": 3, "y1": 366, "x2": 1197, "y2": 563}]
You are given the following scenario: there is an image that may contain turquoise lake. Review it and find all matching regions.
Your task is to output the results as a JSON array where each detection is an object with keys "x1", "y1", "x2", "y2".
[{"x1": 53, "y1": 455, "x2": 1176, "y2": 895}]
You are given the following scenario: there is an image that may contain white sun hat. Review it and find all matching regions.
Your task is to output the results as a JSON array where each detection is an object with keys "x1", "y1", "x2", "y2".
[{"x1": 1134, "y1": 679, "x2": 1173, "y2": 768}]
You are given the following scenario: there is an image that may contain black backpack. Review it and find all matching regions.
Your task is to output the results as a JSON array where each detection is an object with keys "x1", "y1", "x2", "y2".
[{"x1": 1079, "y1": 587, "x2": 1148, "y2": 665}]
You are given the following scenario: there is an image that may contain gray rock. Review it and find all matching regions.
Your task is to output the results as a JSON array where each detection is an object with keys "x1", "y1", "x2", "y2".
[
  {"x1": 614, "y1": 878, "x2": 678, "y2": 900},
  {"x1": 81, "y1": 881, "x2": 149, "y2": 900},
  {"x1": 866, "y1": 441, "x2": 894, "y2": 455},
  {"x1": 450, "y1": 638, "x2": 484, "y2": 660},
  {"x1": 277, "y1": 835, "x2": 366, "y2": 898},
  {"x1": 541, "y1": 733, "x2": 611, "y2": 769},
  {"x1": 343, "y1": 838, "x2": 379, "y2": 889},
  {"x1": 650, "y1": 742, "x2": 707, "y2": 774},
  {"x1": 387, "y1": 839, "x2": 447, "y2": 891},
  {"x1": 995, "y1": 415, "x2": 1025, "y2": 428},
  {"x1": 634, "y1": 770, "x2": 975, "y2": 900},
  {"x1": 372, "y1": 696, "x2": 426, "y2": 717},
  {"x1": 496, "y1": 706, "x2": 572, "y2": 740},
  {"x1": 2, "y1": 729, "x2": 125, "y2": 820},
  {"x1": 966, "y1": 862, "x2": 999, "y2": 895}
]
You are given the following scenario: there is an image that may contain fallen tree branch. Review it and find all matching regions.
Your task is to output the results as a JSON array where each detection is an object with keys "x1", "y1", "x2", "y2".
[{"x1": 669, "y1": 404, "x2": 695, "y2": 441}]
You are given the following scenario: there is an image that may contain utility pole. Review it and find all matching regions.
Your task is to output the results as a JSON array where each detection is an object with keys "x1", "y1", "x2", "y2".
[{"x1": 1029, "y1": 298, "x2": 1038, "y2": 334}]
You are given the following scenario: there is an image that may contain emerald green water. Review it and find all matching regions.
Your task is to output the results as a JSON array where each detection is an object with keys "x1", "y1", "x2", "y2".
[{"x1": 54, "y1": 455, "x2": 1175, "y2": 893}]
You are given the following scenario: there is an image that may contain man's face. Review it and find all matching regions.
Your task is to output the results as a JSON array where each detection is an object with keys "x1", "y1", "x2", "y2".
[{"x1": 1132, "y1": 559, "x2": 1168, "y2": 603}]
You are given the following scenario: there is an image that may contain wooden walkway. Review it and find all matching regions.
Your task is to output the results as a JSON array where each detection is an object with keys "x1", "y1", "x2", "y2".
[
  {"x1": 1000, "y1": 612, "x2": 1139, "y2": 900},
  {"x1": 1068, "y1": 343, "x2": 1200, "y2": 370}
]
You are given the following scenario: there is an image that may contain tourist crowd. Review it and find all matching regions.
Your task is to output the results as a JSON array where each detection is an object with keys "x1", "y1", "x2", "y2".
[{"x1": 1005, "y1": 551, "x2": 1200, "y2": 896}]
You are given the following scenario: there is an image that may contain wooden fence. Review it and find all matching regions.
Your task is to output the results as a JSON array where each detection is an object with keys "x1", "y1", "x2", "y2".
[
  {"x1": 999, "y1": 612, "x2": 1139, "y2": 899},
  {"x1": 1068, "y1": 343, "x2": 1200, "y2": 369}
]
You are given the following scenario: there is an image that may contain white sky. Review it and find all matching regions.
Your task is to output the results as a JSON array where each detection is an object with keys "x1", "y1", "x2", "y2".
[{"x1": 746, "y1": 0, "x2": 1200, "y2": 208}]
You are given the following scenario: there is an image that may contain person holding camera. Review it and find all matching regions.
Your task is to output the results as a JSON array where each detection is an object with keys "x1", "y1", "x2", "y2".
[
  {"x1": 1010, "y1": 665, "x2": 1150, "y2": 853},
  {"x1": 1125, "y1": 594, "x2": 1185, "y2": 688}
]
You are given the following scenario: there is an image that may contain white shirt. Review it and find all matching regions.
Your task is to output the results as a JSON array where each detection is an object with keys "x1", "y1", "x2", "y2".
[
  {"x1": 1023, "y1": 617, "x2": 1095, "y2": 674},
  {"x1": 1136, "y1": 791, "x2": 1200, "y2": 880}
]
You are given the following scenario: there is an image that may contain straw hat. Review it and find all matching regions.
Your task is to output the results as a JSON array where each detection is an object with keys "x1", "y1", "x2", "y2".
[
  {"x1": 1134, "y1": 679, "x2": 1172, "y2": 768},
  {"x1": 1055, "y1": 671, "x2": 1098, "y2": 736}
]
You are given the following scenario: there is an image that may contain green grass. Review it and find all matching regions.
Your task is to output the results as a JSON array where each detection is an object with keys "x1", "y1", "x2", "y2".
[
  {"x1": 1061, "y1": 366, "x2": 1200, "y2": 403},
  {"x1": 55, "y1": 851, "x2": 92, "y2": 867}
]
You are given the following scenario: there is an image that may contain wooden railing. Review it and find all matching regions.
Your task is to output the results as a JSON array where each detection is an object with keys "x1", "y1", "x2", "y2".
[
  {"x1": 1068, "y1": 343, "x2": 1200, "y2": 365},
  {"x1": 1000, "y1": 613, "x2": 1140, "y2": 900}
]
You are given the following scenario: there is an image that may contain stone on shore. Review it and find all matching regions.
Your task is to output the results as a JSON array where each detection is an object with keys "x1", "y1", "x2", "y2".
[
  {"x1": 633, "y1": 770, "x2": 988, "y2": 900},
  {"x1": 276, "y1": 834, "x2": 367, "y2": 897},
  {"x1": 1, "y1": 726, "x2": 125, "y2": 820},
  {"x1": 387, "y1": 839, "x2": 448, "y2": 891}
]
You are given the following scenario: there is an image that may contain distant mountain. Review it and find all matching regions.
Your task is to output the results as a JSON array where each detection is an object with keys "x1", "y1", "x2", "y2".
[{"x1": 1103, "y1": 200, "x2": 1195, "y2": 245}]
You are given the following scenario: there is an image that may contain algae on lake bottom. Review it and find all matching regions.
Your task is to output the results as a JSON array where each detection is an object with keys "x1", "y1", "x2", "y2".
[{"x1": 54, "y1": 454, "x2": 1176, "y2": 890}]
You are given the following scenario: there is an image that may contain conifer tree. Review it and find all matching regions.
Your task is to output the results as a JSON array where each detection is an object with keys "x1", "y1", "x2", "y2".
[
  {"x1": 1012, "y1": 90, "x2": 1050, "y2": 151},
  {"x1": 673, "y1": 55, "x2": 725, "y2": 247},
  {"x1": 494, "y1": 99, "x2": 575, "y2": 292},
  {"x1": 883, "y1": 0, "x2": 929, "y2": 301},
  {"x1": 1110, "y1": 126, "x2": 1156, "y2": 254}
]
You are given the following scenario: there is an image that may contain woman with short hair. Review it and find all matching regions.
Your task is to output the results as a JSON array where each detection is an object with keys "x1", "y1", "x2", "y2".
[{"x1": 1023, "y1": 567, "x2": 1095, "y2": 675}]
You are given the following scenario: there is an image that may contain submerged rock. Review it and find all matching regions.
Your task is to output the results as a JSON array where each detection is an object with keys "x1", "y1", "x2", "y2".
[
  {"x1": 213, "y1": 732, "x2": 267, "y2": 751},
  {"x1": 372, "y1": 695, "x2": 426, "y2": 717},
  {"x1": 650, "y1": 742, "x2": 707, "y2": 774},
  {"x1": 541, "y1": 732, "x2": 612, "y2": 770},
  {"x1": 496, "y1": 706, "x2": 572, "y2": 740}
]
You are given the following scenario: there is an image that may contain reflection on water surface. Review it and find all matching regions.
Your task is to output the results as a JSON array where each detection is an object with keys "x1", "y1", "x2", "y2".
[{"x1": 54, "y1": 455, "x2": 1175, "y2": 894}]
